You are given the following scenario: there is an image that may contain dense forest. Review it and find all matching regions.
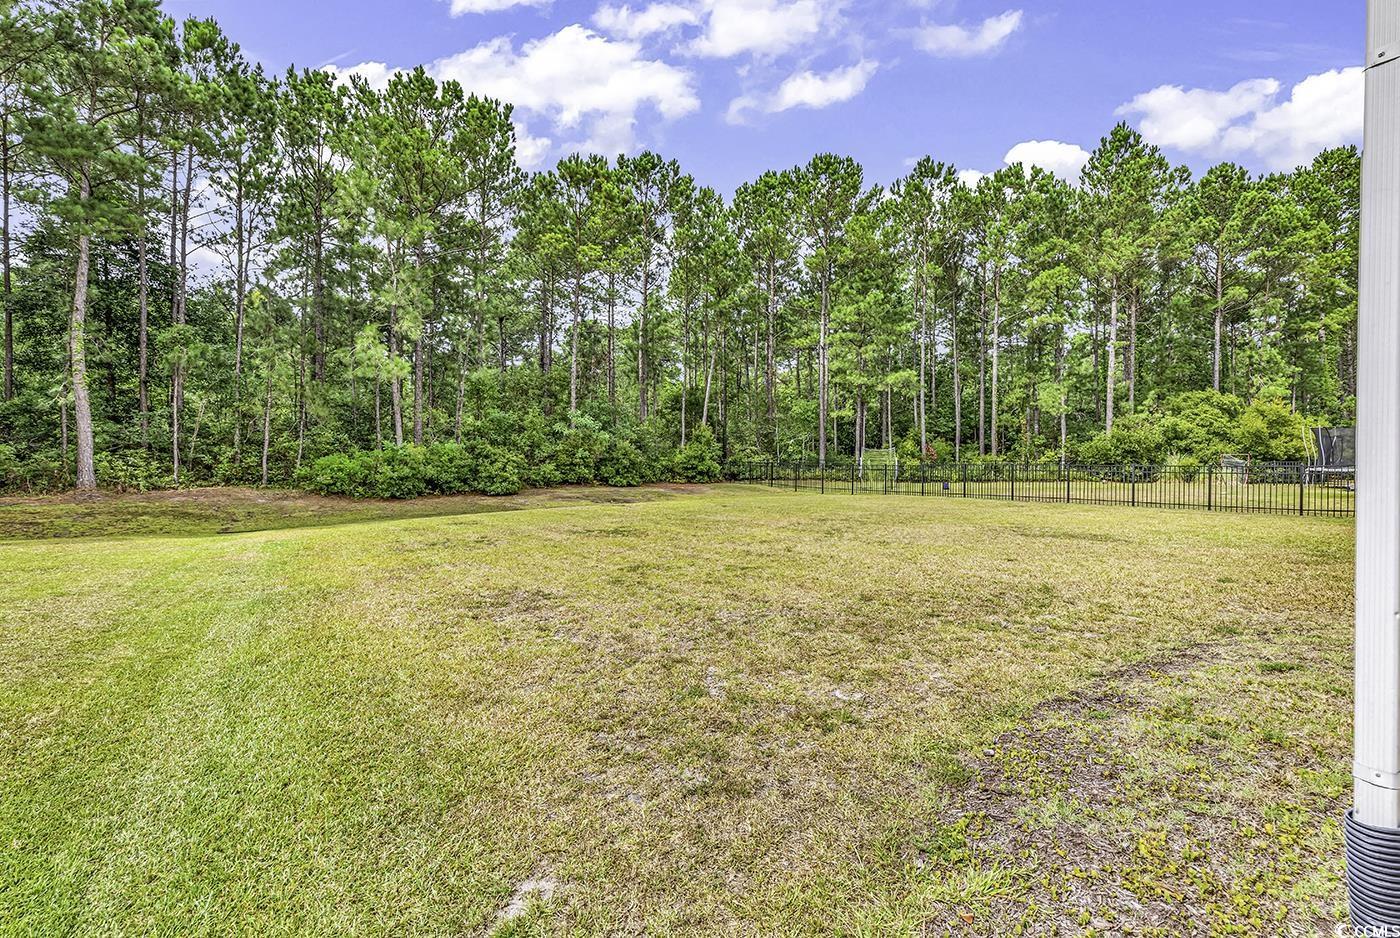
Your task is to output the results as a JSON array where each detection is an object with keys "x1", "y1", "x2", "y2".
[{"x1": 0, "y1": 0, "x2": 1359, "y2": 495}]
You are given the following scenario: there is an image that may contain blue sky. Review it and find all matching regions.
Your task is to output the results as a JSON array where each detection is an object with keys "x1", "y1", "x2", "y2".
[{"x1": 170, "y1": 0, "x2": 1366, "y2": 192}]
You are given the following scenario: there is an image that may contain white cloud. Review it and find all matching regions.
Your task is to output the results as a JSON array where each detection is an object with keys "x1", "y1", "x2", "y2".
[
  {"x1": 513, "y1": 121, "x2": 554, "y2": 169},
  {"x1": 336, "y1": 25, "x2": 699, "y2": 163},
  {"x1": 727, "y1": 59, "x2": 876, "y2": 122},
  {"x1": 1116, "y1": 78, "x2": 1279, "y2": 152},
  {"x1": 690, "y1": 0, "x2": 833, "y2": 59},
  {"x1": 593, "y1": 2, "x2": 699, "y2": 39},
  {"x1": 330, "y1": 60, "x2": 396, "y2": 90},
  {"x1": 444, "y1": 0, "x2": 549, "y2": 14},
  {"x1": 915, "y1": 10, "x2": 1022, "y2": 58},
  {"x1": 773, "y1": 60, "x2": 876, "y2": 110},
  {"x1": 1118, "y1": 67, "x2": 1363, "y2": 170},
  {"x1": 433, "y1": 27, "x2": 698, "y2": 126},
  {"x1": 1003, "y1": 139, "x2": 1090, "y2": 181},
  {"x1": 957, "y1": 168, "x2": 987, "y2": 187}
]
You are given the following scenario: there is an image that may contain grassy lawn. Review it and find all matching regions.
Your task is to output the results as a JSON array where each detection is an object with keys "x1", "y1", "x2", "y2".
[
  {"x1": 0, "y1": 484, "x2": 695, "y2": 541},
  {"x1": 767, "y1": 468, "x2": 1356, "y2": 517},
  {"x1": 0, "y1": 486, "x2": 1353, "y2": 935}
]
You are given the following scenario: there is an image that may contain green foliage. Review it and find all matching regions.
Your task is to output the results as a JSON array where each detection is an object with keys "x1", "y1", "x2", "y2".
[
  {"x1": 369, "y1": 446, "x2": 430, "y2": 500},
  {"x1": 1077, "y1": 426, "x2": 1167, "y2": 466},
  {"x1": 299, "y1": 442, "x2": 525, "y2": 499},
  {"x1": 595, "y1": 438, "x2": 646, "y2": 488},
  {"x1": 0, "y1": 445, "x2": 23, "y2": 491},
  {"x1": 299, "y1": 447, "x2": 426, "y2": 499},
  {"x1": 93, "y1": 449, "x2": 170, "y2": 492},
  {"x1": 0, "y1": 3, "x2": 1358, "y2": 495},
  {"x1": 453, "y1": 441, "x2": 525, "y2": 496},
  {"x1": 673, "y1": 424, "x2": 722, "y2": 483},
  {"x1": 1155, "y1": 391, "x2": 1243, "y2": 462},
  {"x1": 1166, "y1": 453, "x2": 1203, "y2": 483},
  {"x1": 1236, "y1": 398, "x2": 1307, "y2": 461}
]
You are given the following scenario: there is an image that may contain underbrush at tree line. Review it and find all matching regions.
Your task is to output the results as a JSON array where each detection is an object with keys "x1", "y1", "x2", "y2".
[
  {"x1": 299, "y1": 425, "x2": 722, "y2": 499},
  {"x1": 0, "y1": 413, "x2": 725, "y2": 498},
  {"x1": 0, "y1": 389, "x2": 1307, "y2": 498}
]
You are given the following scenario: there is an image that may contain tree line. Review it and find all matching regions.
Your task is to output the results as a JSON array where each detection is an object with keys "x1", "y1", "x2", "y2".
[{"x1": 0, "y1": 0, "x2": 1359, "y2": 493}]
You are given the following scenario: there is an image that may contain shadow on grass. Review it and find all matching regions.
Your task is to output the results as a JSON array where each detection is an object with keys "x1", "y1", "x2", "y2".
[{"x1": 0, "y1": 484, "x2": 715, "y2": 542}]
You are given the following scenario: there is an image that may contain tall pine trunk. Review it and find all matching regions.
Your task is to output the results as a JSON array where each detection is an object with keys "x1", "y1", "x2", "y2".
[
  {"x1": 680, "y1": 298, "x2": 689, "y2": 445},
  {"x1": 1057, "y1": 323, "x2": 1068, "y2": 468},
  {"x1": 765, "y1": 259, "x2": 777, "y2": 453},
  {"x1": 389, "y1": 305, "x2": 403, "y2": 445},
  {"x1": 568, "y1": 279, "x2": 582, "y2": 413},
  {"x1": 413, "y1": 335, "x2": 424, "y2": 446},
  {"x1": 232, "y1": 186, "x2": 248, "y2": 455},
  {"x1": 312, "y1": 223, "x2": 326, "y2": 381},
  {"x1": 606, "y1": 271, "x2": 616, "y2": 413},
  {"x1": 854, "y1": 353, "x2": 866, "y2": 471},
  {"x1": 917, "y1": 269, "x2": 928, "y2": 454},
  {"x1": 1213, "y1": 253, "x2": 1224, "y2": 393},
  {"x1": 951, "y1": 287, "x2": 962, "y2": 458},
  {"x1": 817, "y1": 260, "x2": 830, "y2": 467},
  {"x1": 2, "y1": 113, "x2": 12, "y2": 401},
  {"x1": 71, "y1": 173, "x2": 96, "y2": 492},
  {"x1": 454, "y1": 349, "x2": 466, "y2": 443},
  {"x1": 977, "y1": 273, "x2": 987, "y2": 456},
  {"x1": 170, "y1": 142, "x2": 194, "y2": 483},
  {"x1": 1127, "y1": 286, "x2": 1138, "y2": 413},
  {"x1": 136, "y1": 127, "x2": 150, "y2": 445},
  {"x1": 637, "y1": 263, "x2": 649, "y2": 420},
  {"x1": 260, "y1": 372, "x2": 273, "y2": 485},
  {"x1": 701, "y1": 323, "x2": 716, "y2": 428},
  {"x1": 990, "y1": 268, "x2": 1001, "y2": 457},
  {"x1": 1106, "y1": 276, "x2": 1119, "y2": 434}
]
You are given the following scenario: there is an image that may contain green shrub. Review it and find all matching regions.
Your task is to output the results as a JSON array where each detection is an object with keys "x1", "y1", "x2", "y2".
[
  {"x1": 459, "y1": 440, "x2": 524, "y2": 495},
  {"x1": 423, "y1": 443, "x2": 473, "y2": 494},
  {"x1": 212, "y1": 450, "x2": 263, "y2": 487},
  {"x1": 301, "y1": 442, "x2": 522, "y2": 498},
  {"x1": 1236, "y1": 397, "x2": 1307, "y2": 461},
  {"x1": 1167, "y1": 454, "x2": 1203, "y2": 482},
  {"x1": 94, "y1": 449, "x2": 171, "y2": 492},
  {"x1": 299, "y1": 447, "x2": 427, "y2": 499},
  {"x1": 367, "y1": 446, "x2": 428, "y2": 499},
  {"x1": 673, "y1": 424, "x2": 722, "y2": 483},
  {"x1": 596, "y1": 439, "x2": 645, "y2": 487},
  {"x1": 548, "y1": 418, "x2": 603, "y2": 485},
  {"x1": 522, "y1": 459, "x2": 563, "y2": 489},
  {"x1": 0, "y1": 444, "x2": 21, "y2": 491},
  {"x1": 1156, "y1": 391, "x2": 1243, "y2": 462},
  {"x1": 19, "y1": 452, "x2": 65, "y2": 492},
  {"x1": 1076, "y1": 426, "x2": 1166, "y2": 466},
  {"x1": 299, "y1": 452, "x2": 368, "y2": 497}
]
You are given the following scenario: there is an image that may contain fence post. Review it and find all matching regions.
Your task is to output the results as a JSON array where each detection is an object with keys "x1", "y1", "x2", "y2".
[
  {"x1": 850, "y1": 461, "x2": 855, "y2": 495},
  {"x1": 1208, "y1": 468, "x2": 1214, "y2": 511},
  {"x1": 1299, "y1": 464, "x2": 1305, "y2": 516},
  {"x1": 821, "y1": 464, "x2": 826, "y2": 495},
  {"x1": 1065, "y1": 464, "x2": 1071, "y2": 503},
  {"x1": 921, "y1": 463, "x2": 926, "y2": 497},
  {"x1": 883, "y1": 464, "x2": 888, "y2": 494},
  {"x1": 1010, "y1": 463, "x2": 1017, "y2": 502},
  {"x1": 793, "y1": 463, "x2": 798, "y2": 492},
  {"x1": 1131, "y1": 465, "x2": 1137, "y2": 507}
]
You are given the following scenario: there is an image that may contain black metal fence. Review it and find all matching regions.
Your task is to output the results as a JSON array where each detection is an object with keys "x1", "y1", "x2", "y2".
[{"x1": 732, "y1": 461, "x2": 1355, "y2": 518}]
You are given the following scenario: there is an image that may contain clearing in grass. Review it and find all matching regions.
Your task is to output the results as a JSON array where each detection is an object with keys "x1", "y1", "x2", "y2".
[{"x1": 0, "y1": 486, "x2": 1353, "y2": 934}]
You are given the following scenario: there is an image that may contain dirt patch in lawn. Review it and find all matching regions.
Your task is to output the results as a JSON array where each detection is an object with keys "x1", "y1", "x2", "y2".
[
  {"x1": 916, "y1": 637, "x2": 1351, "y2": 936},
  {"x1": 0, "y1": 484, "x2": 705, "y2": 541}
]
